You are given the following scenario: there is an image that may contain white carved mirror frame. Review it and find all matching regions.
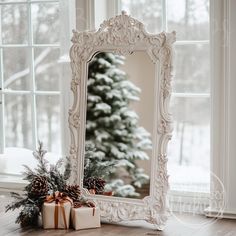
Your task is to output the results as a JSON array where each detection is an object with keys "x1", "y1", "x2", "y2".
[{"x1": 69, "y1": 11, "x2": 176, "y2": 230}]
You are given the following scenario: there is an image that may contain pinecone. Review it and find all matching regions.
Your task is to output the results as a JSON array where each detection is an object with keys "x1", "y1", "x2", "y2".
[
  {"x1": 62, "y1": 185, "x2": 80, "y2": 202},
  {"x1": 30, "y1": 176, "x2": 48, "y2": 196},
  {"x1": 83, "y1": 177, "x2": 106, "y2": 195}
]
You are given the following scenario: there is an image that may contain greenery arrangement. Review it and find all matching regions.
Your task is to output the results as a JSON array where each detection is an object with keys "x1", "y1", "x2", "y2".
[{"x1": 5, "y1": 142, "x2": 77, "y2": 227}]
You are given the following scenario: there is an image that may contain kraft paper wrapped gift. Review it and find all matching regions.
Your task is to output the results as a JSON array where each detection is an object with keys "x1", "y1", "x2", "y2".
[
  {"x1": 71, "y1": 205, "x2": 101, "y2": 230},
  {"x1": 42, "y1": 192, "x2": 72, "y2": 229}
]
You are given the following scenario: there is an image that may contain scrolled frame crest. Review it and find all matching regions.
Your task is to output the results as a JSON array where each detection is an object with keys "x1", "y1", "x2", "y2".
[{"x1": 69, "y1": 11, "x2": 176, "y2": 230}]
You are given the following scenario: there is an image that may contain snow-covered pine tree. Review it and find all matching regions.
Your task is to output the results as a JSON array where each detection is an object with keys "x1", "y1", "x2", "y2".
[{"x1": 86, "y1": 52, "x2": 152, "y2": 198}]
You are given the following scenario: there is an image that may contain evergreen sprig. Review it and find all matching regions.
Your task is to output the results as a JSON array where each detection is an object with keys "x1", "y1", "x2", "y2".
[
  {"x1": 5, "y1": 142, "x2": 72, "y2": 227},
  {"x1": 84, "y1": 142, "x2": 116, "y2": 180}
]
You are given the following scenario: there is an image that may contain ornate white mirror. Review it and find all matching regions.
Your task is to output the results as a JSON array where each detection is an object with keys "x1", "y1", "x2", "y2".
[{"x1": 69, "y1": 12, "x2": 176, "y2": 229}]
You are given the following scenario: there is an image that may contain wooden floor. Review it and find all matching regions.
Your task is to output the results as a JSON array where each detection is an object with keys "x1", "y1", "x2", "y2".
[
  {"x1": 1, "y1": 194, "x2": 236, "y2": 236},
  {"x1": 2, "y1": 210, "x2": 236, "y2": 235}
]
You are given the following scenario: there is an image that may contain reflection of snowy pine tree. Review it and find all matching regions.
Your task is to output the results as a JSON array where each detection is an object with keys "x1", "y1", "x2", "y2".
[{"x1": 86, "y1": 52, "x2": 152, "y2": 197}]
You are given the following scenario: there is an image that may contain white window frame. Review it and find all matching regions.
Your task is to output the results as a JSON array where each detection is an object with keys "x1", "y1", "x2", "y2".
[
  {"x1": 205, "y1": 0, "x2": 232, "y2": 218},
  {"x1": 0, "y1": 0, "x2": 61, "y2": 154},
  {"x1": 0, "y1": 0, "x2": 75, "y2": 188}
]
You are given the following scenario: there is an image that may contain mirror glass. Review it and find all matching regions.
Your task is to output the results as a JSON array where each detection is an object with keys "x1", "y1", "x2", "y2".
[{"x1": 83, "y1": 51, "x2": 155, "y2": 199}]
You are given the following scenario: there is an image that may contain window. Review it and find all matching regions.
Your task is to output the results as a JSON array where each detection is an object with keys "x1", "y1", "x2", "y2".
[
  {"x1": 0, "y1": 0, "x2": 69, "y2": 176},
  {"x1": 0, "y1": 0, "x2": 211, "y2": 193},
  {"x1": 120, "y1": 0, "x2": 210, "y2": 193}
]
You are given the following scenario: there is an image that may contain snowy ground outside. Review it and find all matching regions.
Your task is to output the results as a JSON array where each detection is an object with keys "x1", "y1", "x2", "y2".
[
  {"x1": 168, "y1": 124, "x2": 210, "y2": 193},
  {"x1": 168, "y1": 164, "x2": 210, "y2": 193},
  {"x1": 0, "y1": 147, "x2": 59, "y2": 176}
]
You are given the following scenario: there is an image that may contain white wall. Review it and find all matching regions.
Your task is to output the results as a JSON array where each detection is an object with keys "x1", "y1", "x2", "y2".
[
  {"x1": 121, "y1": 51, "x2": 155, "y2": 174},
  {"x1": 209, "y1": 0, "x2": 236, "y2": 217},
  {"x1": 225, "y1": 0, "x2": 236, "y2": 214}
]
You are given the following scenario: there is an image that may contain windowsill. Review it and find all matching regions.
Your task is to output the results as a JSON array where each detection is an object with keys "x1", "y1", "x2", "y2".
[
  {"x1": 0, "y1": 172, "x2": 210, "y2": 196},
  {"x1": 0, "y1": 173, "x2": 26, "y2": 192}
]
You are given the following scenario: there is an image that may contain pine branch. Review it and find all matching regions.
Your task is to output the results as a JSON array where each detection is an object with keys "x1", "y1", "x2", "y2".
[
  {"x1": 55, "y1": 158, "x2": 64, "y2": 169},
  {"x1": 22, "y1": 165, "x2": 37, "y2": 181},
  {"x1": 84, "y1": 142, "x2": 116, "y2": 180},
  {"x1": 48, "y1": 168, "x2": 66, "y2": 192},
  {"x1": 15, "y1": 203, "x2": 40, "y2": 227},
  {"x1": 5, "y1": 198, "x2": 28, "y2": 212},
  {"x1": 63, "y1": 157, "x2": 71, "y2": 181},
  {"x1": 33, "y1": 141, "x2": 49, "y2": 175},
  {"x1": 10, "y1": 192, "x2": 24, "y2": 200}
]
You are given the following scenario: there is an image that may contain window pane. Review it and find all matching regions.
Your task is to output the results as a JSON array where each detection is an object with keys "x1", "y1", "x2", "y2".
[
  {"x1": 3, "y1": 48, "x2": 30, "y2": 90},
  {"x1": 167, "y1": 0, "x2": 209, "y2": 40},
  {"x1": 36, "y1": 95, "x2": 61, "y2": 154},
  {"x1": 168, "y1": 97, "x2": 210, "y2": 192},
  {"x1": 1, "y1": 4, "x2": 28, "y2": 44},
  {"x1": 32, "y1": 3, "x2": 59, "y2": 44},
  {"x1": 121, "y1": 0, "x2": 162, "y2": 33},
  {"x1": 5, "y1": 94, "x2": 33, "y2": 149},
  {"x1": 173, "y1": 44, "x2": 210, "y2": 93},
  {"x1": 34, "y1": 47, "x2": 60, "y2": 91},
  {"x1": 0, "y1": 1, "x2": 26, "y2": 2}
]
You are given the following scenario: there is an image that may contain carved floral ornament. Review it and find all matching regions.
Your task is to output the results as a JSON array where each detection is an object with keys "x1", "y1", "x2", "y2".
[{"x1": 69, "y1": 11, "x2": 176, "y2": 230}]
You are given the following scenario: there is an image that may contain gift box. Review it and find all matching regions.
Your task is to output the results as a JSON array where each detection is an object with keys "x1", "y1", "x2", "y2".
[
  {"x1": 42, "y1": 192, "x2": 72, "y2": 229},
  {"x1": 71, "y1": 203, "x2": 101, "y2": 230}
]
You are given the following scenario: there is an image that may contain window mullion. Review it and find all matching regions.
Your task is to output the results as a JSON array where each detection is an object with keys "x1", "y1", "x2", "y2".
[
  {"x1": 3, "y1": 90, "x2": 31, "y2": 95},
  {"x1": 116, "y1": 0, "x2": 121, "y2": 14},
  {"x1": 0, "y1": 48, "x2": 5, "y2": 154},
  {"x1": 175, "y1": 40, "x2": 210, "y2": 45},
  {"x1": 0, "y1": 44, "x2": 60, "y2": 48},
  {"x1": 28, "y1": 1, "x2": 38, "y2": 150},
  {"x1": 0, "y1": 4, "x2": 5, "y2": 153},
  {"x1": 162, "y1": 0, "x2": 167, "y2": 31},
  {"x1": 0, "y1": 0, "x2": 59, "y2": 6},
  {"x1": 172, "y1": 92, "x2": 210, "y2": 98},
  {"x1": 2, "y1": 90, "x2": 60, "y2": 95}
]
